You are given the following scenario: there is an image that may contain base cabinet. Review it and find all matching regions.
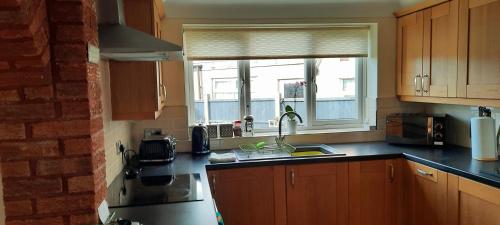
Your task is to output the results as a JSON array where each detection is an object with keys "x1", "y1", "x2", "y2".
[
  {"x1": 448, "y1": 174, "x2": 500, "y2": 225},
  {"x1": 403, "y1": 161, "x2": 448, "y2": 225},
  {"x1": 207, "y1": 166, "x2": 286, "y2": 225},
  {"x1": 348, "y1": 159, "x2": 402, "y2": 225},
  {"x1": 286, "y1": 163, "x2": 348, "y2": 225}
]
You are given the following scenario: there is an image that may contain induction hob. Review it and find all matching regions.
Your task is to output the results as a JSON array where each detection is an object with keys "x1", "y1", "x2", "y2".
[{"x1": 107, "y1": 172, "x2": 204, "y2": 208}]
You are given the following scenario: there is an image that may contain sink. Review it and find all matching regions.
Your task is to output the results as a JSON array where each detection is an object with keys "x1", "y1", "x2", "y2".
[{"x1": 234, "y1": 144, "x2": 345, "y2": 161}]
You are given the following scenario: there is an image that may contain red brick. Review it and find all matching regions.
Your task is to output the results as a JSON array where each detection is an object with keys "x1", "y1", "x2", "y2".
[
  {"x1": 0, "y1": 28, "x2": 32, "y2": 40},
  {"x1": 4, "y1": 200, "x2": 33, "y2": 217},
  {"x1": 91, "y1": 148, "x2": 105, "y2": 171},
  {"x1": 0, "y1": 61, "x2": 9, "y2": 70},
  {"x1": 54, "y1": 44, "x2": 87, "y2": 62},
  {"x1": 70, "y1": 214, "x2": 98, "y2": 225},
  {"x1": 63, "y1": 138, "x2": 91, "y2": 156},
  {"x1": 36, "y1": 194, "x2": 94, "y2": 214},
  {"x1": 1, "y1": 161, "x2": 30, "y2": 177},
  {"x1": 24, "y1": 85, "x2": 53, "y2": 100},
  {"x1": 14, "y1": 47, "x2": 50, "y2": 70},
  {"x1": 50, "y1": 2, "x2": 84, "y2": 23},
  {"x1": 0, "y1": 123, "x2": 25, "y2": 140},
  {"x1": 0, "y1": 140, "x2": 59, "y2": 160},
  {"x1": 91, "y1": 131, "x2": 104, "y2": 152},
  {"x1": 0, "y1": 0, "x2": 22, "y2": 8},
  {"x1": 0, "y1": 89, "x2": 21, "y2": 102},
  {"x1": 61, "y1": 101, "x2": 90, "y2": 119},
  {"x1": 56, "y1": 24, "x2": 85, "y2": 42},
  {"x1": 36, "y1": 156, "x2": 92, "y2": 175},
  {"x1": 31, "y1": 120, "x2": 90, "y2": 138},
  {"x1": 0, "y1": 103, "x2": 55, "y2": 120},
  {"x1": 67, "y1": 175, "x2": 94, "y2": 193},
  {"x1": 57, "y1": 62, "x2": 87, "y2": 81},
  {"x1": 0, "y1": 71, "x2": 51, "y2": 88},
  {"x1": 3, "y1": 177, "x2": 62, "y2": 197},
  {"x1": 6, "y1": 217, "x2": 64, "y2": 225},
  {"x1": 56, "y1": 82, "x2": 88, "y2": 100},
  {"x1": 90, "y1": 116, "x2": 103, "y2": 134}
]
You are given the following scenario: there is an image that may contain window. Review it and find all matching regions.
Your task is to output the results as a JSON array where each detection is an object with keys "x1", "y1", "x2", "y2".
[
  {"x1": 184, "y1": 24, "x2": 370, "y2": 132},
  {"x1": 189, "y1": 58, "x2": 365, "y2": 130}
]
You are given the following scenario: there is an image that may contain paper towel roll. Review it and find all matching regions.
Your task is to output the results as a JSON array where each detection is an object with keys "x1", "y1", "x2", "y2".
[{"x1": 471, "y1": 117, "x2": 498, "y2": 161}]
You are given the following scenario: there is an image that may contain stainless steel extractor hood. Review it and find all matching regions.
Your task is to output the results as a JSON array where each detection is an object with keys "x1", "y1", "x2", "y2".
[{"x1": 97, "y1": 0, "x2": 183, "y2": 61}]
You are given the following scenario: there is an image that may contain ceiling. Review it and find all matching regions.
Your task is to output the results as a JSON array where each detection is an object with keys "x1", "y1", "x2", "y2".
[{"x1": 162, "y1": 0, "x2": 422, "y2": 18}]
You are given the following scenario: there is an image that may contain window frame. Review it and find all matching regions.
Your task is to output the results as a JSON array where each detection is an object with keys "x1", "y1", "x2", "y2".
[{"x1": 185, "y1": 58, "x2": 366, "y2": 131}]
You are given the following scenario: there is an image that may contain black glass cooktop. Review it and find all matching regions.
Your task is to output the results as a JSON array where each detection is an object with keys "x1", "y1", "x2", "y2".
[{"x1": 107, "y1": 172, "x2": 204, "y2": 208}]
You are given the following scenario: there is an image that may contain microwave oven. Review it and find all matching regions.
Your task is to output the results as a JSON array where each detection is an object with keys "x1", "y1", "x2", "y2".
[{"x1": 386, "y1": 113, "x2": 447, "y2": 146}]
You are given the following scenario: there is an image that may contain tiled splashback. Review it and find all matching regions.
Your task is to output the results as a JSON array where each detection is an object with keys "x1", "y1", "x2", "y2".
[{"x1": 425, "y1": 104, "x2": 500, "y2": 148}]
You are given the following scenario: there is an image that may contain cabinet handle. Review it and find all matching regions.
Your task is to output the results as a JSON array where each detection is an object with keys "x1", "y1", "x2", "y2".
[
  {"x1": 291, "y1": 169, "x2": 295, "y2": 187},
  {"x1": 212, "y1": 175, "x2": 216, "y2": 195},
  {"x1": 423, "y1": 74, "x2": 429, "y2": 93},
  {"x1": 161, "y1": 84, "x2": 167, "y2": 102},
  {"x1": 389, "y1": 163, "x2": 395, "y2": 183},
  {"x1": 415, "y1": 74, "x2": 422, "y2": 94},
  {"x1": 416, "y1": 168, "x2": 433, "y2": 177}
]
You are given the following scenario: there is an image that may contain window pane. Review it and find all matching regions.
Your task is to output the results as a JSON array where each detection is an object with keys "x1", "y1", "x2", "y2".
[
  {"x1": 192, "y1": 61, "x2": 240, "y2": 124},
  {"x1": 249, "y1": 59, "x2": 307, "y2": 129},
  {"x1": 315, "y1": 58, "x2": 359, "y2": 121}
]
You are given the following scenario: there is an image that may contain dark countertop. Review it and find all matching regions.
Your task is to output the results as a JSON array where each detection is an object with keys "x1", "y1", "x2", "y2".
[
  {"x1": 109, "y1": 141, "x2": 500, "y2": 225},
  {"x1": 207, "y1": 142, "x2": 500, "y2": 188}
]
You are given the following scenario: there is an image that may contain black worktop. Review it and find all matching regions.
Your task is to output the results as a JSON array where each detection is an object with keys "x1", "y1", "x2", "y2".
[
  {"x1": 109, "y1": 141, "x2": 500, "y2": 225},
  {"x1": 206, "y1": 142, "x2": 500, "y2": 188}
]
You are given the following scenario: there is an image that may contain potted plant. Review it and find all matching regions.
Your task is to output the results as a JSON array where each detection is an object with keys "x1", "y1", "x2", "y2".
[{"x1": 285, "y1": 105, "x2": 298, "y2": 135}]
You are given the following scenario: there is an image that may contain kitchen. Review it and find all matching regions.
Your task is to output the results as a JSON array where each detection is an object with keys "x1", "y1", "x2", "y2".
[{"x1": 0, "y1": 0, "x2": 499, "y2": 225}]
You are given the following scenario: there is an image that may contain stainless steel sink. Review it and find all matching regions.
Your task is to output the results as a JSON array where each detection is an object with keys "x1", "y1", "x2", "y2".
[{"x1": 234, "y1": 144, "x2": 345, "y2": 161}]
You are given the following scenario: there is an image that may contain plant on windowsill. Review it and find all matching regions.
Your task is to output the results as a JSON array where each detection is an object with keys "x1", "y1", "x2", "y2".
[{"x1": 285, "y1": 105, "x2": 298, "y2": 135}]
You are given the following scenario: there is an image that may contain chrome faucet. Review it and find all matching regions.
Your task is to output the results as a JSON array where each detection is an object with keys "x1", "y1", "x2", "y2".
[{"x1": 275, "y1": 112, "x2": 303, "y2": 148}]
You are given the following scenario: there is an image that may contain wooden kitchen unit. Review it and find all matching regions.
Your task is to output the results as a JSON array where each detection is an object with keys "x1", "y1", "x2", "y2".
[
  {"x1": 396, "y1": 0, "x2": 500, "y2": 107},
  {"x1": 108, "y1": 0, "x2": 167, "y2": 120},
  {"x1": 348, "y1": 159, "x2": 403, "y2": 225},
  {"x1": 448, "y1": 174, "x2": 500, "y2": 225}
]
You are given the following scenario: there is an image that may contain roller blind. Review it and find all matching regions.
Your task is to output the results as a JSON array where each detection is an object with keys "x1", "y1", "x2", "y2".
[{"x1": 183, "y1": 25, "x2": 369, "y2": 60}]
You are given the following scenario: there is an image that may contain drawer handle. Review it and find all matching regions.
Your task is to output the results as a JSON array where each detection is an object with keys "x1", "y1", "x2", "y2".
[
  {"x1": 389, "y1": 163, "x2": 395, "y2": 183},
  {"x1": 417, "y1": 168, "x2": 433, "y2": 177},
  {"x1": 291, "y1": 169, "x2": 295, "y2": 187}
]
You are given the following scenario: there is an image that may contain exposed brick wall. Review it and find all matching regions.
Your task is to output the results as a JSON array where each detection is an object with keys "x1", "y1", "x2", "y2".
[{"x1": 0, "y1": 0, "x2": 106, "y2": 224}]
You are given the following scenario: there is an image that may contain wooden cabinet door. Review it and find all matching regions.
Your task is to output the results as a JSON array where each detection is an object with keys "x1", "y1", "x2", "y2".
[
  {"x1": 207, "y1": 166, "x2": 286, "y2": 225},
  {"x1": 348, "y1": 159, "x2": 403, "y2": 225},
  {"x1": 397, "y1": 11, "x2": 424, "y2": 96},
  {"x1": 448, "y1": 174, "x2": 500, "y2": 225},
  {"x1": 458, "y1": 0, "x2": 500, "y2": 99},
  {"x1": 403, "y1": 161, "x2": 448, "y2": 225},
  {"x1": 422, "y1": 1, "x2": 459, "y2": 97},
  {"x1": 286, "y1": 163, "x2": 348, "y2": 225}
]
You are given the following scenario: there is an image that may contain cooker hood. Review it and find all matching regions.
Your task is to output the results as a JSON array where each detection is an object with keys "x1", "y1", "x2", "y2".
[{"x1": 97, "y1": 0, "x2": 182, "y2": 61}]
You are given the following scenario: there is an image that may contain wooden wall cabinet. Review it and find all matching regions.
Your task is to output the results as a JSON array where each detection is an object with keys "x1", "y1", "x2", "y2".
[
  {"x1": 403, "y1": 161, "x2": 448, "y2": 225},
  {"x1": 348, "y1": 159, "x2": 402, "y2": 225},
  {"x1": 397, "y1": 1, "x2": 459, "y2": 98},
  {"x1": 457, "y1": 0, "x2": 500, "y2": 99},
  {"x1": 108, "y1": 0, "x2": 167, "y2": 120},
  {"x1": 448, "y1": 174, "x2": 500, "y2": 225}
]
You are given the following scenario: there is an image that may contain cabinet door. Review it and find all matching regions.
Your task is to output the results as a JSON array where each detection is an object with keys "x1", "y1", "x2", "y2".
[
  {"x1": 349, "y1": 159, "x2": 402, "y2": 225},
  {"x1": 286, "y1": 163, "x2": 348, "y2": 225},
  {"x1": 422, "y1": 1, "x2": 459, "y2": 97},
  {"x1": 397, "y1": 11, "x2": 424, "y2": 96},
  {"x1": 207, "y1": 166, "x2": 286, "y2": 225},
  {"x1": 458, "y1": 0, "x2": 500, "y2": 99},
  {"x1": 403, "y1": 161, "x2": 448, "y2": 225},
  {"x1": 448, "y1": 175, "x2": 500, "y2": 225}
]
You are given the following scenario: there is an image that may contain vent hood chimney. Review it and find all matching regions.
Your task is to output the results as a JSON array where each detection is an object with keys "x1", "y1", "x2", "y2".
[{"x1": 97, "y1": 0, "x2": 183, "y2": 61}]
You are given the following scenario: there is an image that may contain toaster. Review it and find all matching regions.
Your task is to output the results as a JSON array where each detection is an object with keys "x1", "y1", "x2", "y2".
[{"x1": 139, "y1": 135, "x2": 176, "y2": 163}]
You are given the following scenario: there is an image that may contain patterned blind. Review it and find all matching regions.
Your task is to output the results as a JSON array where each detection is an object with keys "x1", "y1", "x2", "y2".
[{"x1": 183, "y1": 25, "x2": 369, "y2": 60}]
